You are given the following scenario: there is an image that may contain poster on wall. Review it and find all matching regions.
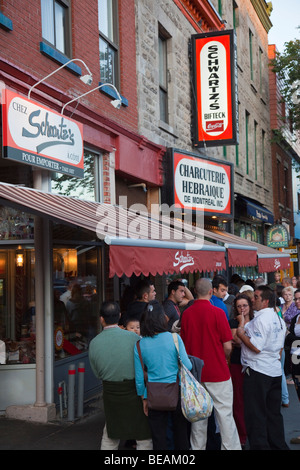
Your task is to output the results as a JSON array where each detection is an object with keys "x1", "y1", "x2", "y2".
[
  {"x1": 1, "y1": 89, "x2": 84, "y2": 178},
  {"x1": 191, "y1": 29, "x2": 239, "y2": 148},
  {"x1": 167, "y1": 148, "x2": 233, "y2": 217}
]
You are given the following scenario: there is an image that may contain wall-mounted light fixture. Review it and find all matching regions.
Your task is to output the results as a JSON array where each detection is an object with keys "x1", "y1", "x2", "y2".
[
  {"x1": 61, "y1": 83, "x2": 122, "y2": 115},
  {"x1": 16, "y1": 252, "x2": 24, "y2": 268},
  {"x1": 28, "y1": 58, "x2": 93, "y2": 100}
]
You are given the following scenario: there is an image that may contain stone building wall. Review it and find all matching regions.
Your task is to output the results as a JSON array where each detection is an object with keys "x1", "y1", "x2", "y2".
[{"x1": 135, "y1": 0, "x2": 274, "y2": 212}]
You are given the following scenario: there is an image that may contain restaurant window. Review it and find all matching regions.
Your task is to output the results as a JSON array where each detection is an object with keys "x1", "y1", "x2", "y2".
[
  {"x1": 98, "y1": 0, "x2": 119, "y2": 87},
  {"x1": 0, "y1": 246, "x2": 36, "y2": 365},
  {"x1": 53, "y1": 245, "x2": 100, "y2": 361},
  {"x1": 237, "y1": 221, "x2": 262, "y2": 244},
  {"x1": 51, "y1": 150, "x2": 103, "y2": 202},
  {"x1": 41, "y1": 0, "x2": 71, "y2": 56}
]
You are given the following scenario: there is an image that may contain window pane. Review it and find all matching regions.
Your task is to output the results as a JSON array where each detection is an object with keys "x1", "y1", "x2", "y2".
[
  {"x1": 51, "y1": 152, "x2": 102, "y2": 202},
  {"x1": 0, "y1": 248, "x2": 36, "y2": 365},
  {"x1": 159, "y1": 37, "x2": 167, "y2": 88},
  {"x1": 98, "y1": 0, "x2": 114, "y2": 41},
  {"x1": 160, "y1": 88, "x2": 168, "y2": 122},
  {"x1": 53, "y1": 246, "x2": 100, "y2": 360},
  {"x1": 41, "y1": 0, "x2": 54, "y2": 44},
  {"x1": 55, "y1": 2, "x2": 66, "y2": 53},
  {"x1": 99, "y1": 37, "x2": 115, "y2": 84}
]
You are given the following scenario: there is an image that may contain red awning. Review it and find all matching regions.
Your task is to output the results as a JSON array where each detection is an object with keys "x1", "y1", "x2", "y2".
[
  {"x1": 226, "y1": 245, "x2": 257, "y2": 267},
  {"x1": 258, "y1": 254, "x2": 291, "y2": 273},
  {"x1": 108, "y1": 243, "x2": 226, "y2": 277},
  {"x1": 204, "y1": 229, "x2": 291, "y2": 272}
]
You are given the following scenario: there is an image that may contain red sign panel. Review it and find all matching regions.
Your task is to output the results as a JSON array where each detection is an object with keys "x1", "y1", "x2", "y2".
[{"x1": 191, "y1": 30, "x2": 238, "y2": 147}]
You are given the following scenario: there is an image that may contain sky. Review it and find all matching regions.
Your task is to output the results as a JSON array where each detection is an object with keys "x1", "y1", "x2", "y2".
[{"x1": 268, "y1": 0, "x2": 300, "y2": 52}]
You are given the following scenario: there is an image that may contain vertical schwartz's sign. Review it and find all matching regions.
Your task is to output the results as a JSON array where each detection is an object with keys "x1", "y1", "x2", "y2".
[
  {"x1": 2, "y1": 89, "x2": 84, "y2": 178},
  {"x1": 169, "y1": 149, "x2": 233, "y2": 216},
  {"x1": 191, "y1": 30, "x2": 239, "y2": 147}
]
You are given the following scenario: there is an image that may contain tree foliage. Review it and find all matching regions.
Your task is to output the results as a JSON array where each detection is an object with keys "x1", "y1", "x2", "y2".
[{"x1": 271, "y1": 29, "x2": 300, "y2": 131}]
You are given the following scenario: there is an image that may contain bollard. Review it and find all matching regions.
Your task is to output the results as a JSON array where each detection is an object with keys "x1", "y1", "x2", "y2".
[
  {"x1": 58, "y1": 382, "x2": 63, "y2": 419},
  {"x1": 58, "y1": 381, "x2": 67, "y2": 419},
  {"x1": 77, "y1": 362, "x2": 85, "y2": 417},
  {"x1": 67, "y1": 364, "x2": 76, "y2": 421}
]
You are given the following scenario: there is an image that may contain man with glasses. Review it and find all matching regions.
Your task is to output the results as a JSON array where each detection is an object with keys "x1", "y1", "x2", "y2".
[{"x1": 236, "y1": 285, "x2": 289, "y2": 450}]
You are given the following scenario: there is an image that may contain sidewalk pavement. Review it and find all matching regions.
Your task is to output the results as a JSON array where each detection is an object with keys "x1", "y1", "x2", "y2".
[{"x1": 0, "y1": 383, "x2": 300, "y2": 451}]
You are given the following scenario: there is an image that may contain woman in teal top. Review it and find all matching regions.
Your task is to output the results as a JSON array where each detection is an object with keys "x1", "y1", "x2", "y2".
[{"x1": 134, "y1": 301, "x2": 192, "y2": 450}]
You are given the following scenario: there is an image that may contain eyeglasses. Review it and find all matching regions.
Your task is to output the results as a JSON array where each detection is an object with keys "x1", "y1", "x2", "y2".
[
  {"x1": 295, "y1": 297, "x2": 300, "y2": 302},
  {"x1": 236, "y1": 304, "x2": 249, "y2": 309}
]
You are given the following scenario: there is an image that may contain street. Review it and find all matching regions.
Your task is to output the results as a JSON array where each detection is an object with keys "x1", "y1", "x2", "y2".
[{"x1": 0, "y1": 381, "x2": 299, "y2": 451}]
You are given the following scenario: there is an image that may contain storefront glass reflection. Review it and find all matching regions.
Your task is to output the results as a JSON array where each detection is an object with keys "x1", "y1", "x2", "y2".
[
  {"x1": 0, "y1": 248, "x2": 36, "y2": 365},
  {"x1": 53, "y1": 246, "x2": 100, "y2": 361},
  {"x1": 0, "y1": 206, "x2": 34, "y2": 240},
  {"x1": 0, "y1": 245, "x2": 100, "y2": 365}
]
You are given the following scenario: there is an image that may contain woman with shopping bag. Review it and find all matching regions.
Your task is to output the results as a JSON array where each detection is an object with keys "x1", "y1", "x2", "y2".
[{"x1": 134, "y1": 300, "x2": 192, "y2": 450}]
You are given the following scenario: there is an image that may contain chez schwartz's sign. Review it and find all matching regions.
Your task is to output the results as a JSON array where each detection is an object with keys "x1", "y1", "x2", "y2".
[
  {"x1": 166, "y1": 149, "x2": 233, "y2": 216},
  {"x1": 191, "y1": 29, "x2": 239, "y2": 148},
  {"x1": 2, "y1": 89, "x2": 84, "y2": 178}
]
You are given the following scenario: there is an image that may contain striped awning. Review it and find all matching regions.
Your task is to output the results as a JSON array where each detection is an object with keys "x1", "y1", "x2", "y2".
[{"x1": 0, "y1": 182, "x2": 226, "y2": 276}]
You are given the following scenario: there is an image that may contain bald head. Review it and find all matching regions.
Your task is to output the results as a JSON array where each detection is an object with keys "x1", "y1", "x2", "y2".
[{"x1": 194, "y1": 278, "x2": 213, "y2": 299}]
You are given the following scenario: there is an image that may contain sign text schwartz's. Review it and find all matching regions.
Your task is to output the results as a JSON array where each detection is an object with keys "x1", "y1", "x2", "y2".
[
  {"x1": 2, "y1": 89, "x2": 84, "y2": 178},
  {"x1": 191, "y1": 30, "x2": 238, "y2": 148}
]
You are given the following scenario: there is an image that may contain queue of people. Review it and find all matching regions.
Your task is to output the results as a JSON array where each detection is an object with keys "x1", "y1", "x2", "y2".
[{"x1": 88, "y1": 272, "x2": 300, "y2": 451}]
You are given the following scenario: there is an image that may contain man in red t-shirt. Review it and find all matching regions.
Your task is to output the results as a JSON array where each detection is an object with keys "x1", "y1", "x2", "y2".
[{"x1": 181, "y1": 277, "x2": 241, "y2": 450}]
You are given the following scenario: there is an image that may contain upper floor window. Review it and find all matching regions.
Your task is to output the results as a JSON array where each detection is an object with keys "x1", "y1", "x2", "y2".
[
  {"x1": 249, "y1": 29, "x2": 254, "y2": 81},
  {"x1": 98, "y1": 0, "x2": 119, "y2": 86},
  {"x1": 41, "y1": 0, "x2": 71, "y2": 56},
  {"x1": 159, "y1": 32, "x2": 169, "y2": 123},
  {"x1": 51, "y1": 150, "x2": 103, "y2": 202}
]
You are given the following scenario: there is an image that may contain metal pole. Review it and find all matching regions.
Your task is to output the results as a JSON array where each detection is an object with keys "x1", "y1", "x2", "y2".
[
  {"x1": 34, "y1": 215, "x2": 46, "y2": 407},
  {"x1": 58, "y1": 382, "x2": 63, "y2": 419},
  {"x1": 67, "y1": 364, "x2": 76, "y2": 421},
  {"x1": 77, "y1": 362, "x2": 85, "y2": 417}
]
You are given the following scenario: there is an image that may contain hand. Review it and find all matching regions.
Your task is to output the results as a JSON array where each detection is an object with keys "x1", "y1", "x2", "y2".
[
  {"x1": 237, "y1": 314, "x2": 245, "y2": 328},
  {"x1": 142, "y1": 399, "x2": 148, "y2": 416}
]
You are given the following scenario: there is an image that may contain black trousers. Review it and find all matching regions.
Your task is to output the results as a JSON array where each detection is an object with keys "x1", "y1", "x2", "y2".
[
  {"x1": 148, "y1": 394, "x2": 190, "y2": 450},
  {"x1": 243, "y1": 367, "x2": 289, "y2": 450}
]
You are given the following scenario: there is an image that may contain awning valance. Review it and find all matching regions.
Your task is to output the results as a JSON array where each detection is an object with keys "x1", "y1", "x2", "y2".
[
  {"x1": 105, "y1": 237, "x2": 226, "y2": 277},
  {"x1": 204, "y1": 229, "x2": 258, "y2": 267},
  {"x1": 205, "y1": 229, "x2": 290, "y2": 272}
]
